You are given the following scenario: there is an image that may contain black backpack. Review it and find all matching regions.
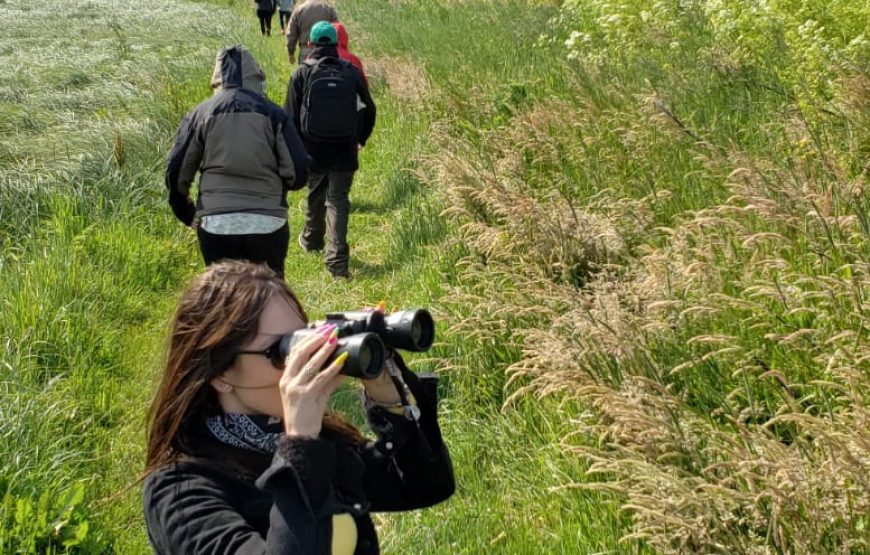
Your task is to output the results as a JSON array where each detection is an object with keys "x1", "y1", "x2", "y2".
[{"x1": 300, "y1": 57, "x2": 359, "y2": 142}]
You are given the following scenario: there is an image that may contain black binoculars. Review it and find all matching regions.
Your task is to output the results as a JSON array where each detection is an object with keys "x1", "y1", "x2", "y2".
[{"x1": 278, "y1": 309, "x2": 435, "y2": 379}]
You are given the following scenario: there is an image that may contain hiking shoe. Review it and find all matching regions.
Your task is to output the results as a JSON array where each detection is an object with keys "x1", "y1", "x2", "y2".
[
  {"x1": 298, "y1": 233, "x2": 321, "y2": 253},
  {"x1": 330, "y1": 270, "x2": 352, "y2": 281}
]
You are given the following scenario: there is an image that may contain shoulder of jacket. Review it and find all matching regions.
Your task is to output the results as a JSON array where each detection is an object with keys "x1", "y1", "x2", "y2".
[
  {"x1": 185, "y1": 98, "x2": 215, "y2": 121},
  {"x1": 146, "y1": 457, "x2": 238, "y2": 487},
  {"x1": 265, "y1": 100, "x2": 289, "y2": 121}
]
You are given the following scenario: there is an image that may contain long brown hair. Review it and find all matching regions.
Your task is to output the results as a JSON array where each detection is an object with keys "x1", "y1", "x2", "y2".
[{"x1": 145, "y1": 261, "x2": 360, "y2": 475}]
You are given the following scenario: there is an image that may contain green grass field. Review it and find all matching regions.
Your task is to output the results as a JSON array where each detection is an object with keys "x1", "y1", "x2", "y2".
[{"x1": 1, "y1": 0, "x2": 868, "y2": 553}]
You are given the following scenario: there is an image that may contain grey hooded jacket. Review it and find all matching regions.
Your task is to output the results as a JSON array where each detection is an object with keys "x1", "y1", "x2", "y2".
[{"x1": 166, "y1": 46, "x2": 309, "y2": 226}]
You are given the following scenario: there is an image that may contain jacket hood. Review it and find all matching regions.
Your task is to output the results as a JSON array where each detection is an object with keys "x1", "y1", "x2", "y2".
[
  {"x1": 332, "y1": 22, "x2": 349, "y2": 49},
  {"x1": 308, "y1": 44, "x2": 340, "y2": 60},
  {"x1": 210, "y1": 45, "x2": 266, "y2": 96}
]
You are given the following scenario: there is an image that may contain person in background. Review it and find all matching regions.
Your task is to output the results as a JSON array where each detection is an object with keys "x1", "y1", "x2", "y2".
[
  {"x1": 165, "y1": 46, "x2": 309, "y2": 277},
  {"x1": 277, "y1": 0, "x2": 294, "y2": 34},
  {"x1": 254, "y1": 0, "x2": 277, "y2": 36},
  {"x1": 142, "y1": 261, "x2": 455, "y2": 554},
  {"x1": 285, "y1": 0, "x2": 339, "y2": 64},
  {"x1": 285, "y1": 22, "x2": 376, "y2": 280},
  {"x1": 332, "y1": 21, "x2": 368, "y2": 88}
]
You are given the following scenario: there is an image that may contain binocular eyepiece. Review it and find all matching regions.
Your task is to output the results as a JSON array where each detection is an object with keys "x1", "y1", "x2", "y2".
[{"x1": 278, "y1": 309, "x2": 435, "y2": 379}]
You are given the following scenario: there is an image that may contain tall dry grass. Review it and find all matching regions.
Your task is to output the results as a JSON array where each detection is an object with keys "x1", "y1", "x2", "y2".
[{"x1": 428, "y1": 62, "x2": 870, "y2": 551}]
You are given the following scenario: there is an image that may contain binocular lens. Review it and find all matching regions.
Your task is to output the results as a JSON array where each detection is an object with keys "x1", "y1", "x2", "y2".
[
  {"x1": 385, "y1": 309, "x2": 435, "y2": 352},
  {"x1": 357, "y1": 341, "x2": 372, "y2": 376},
  {"x1": 411, "y1": 318, "x2": 423, "y2": 346},
  {"x1": 338, "y1": 332, "x2": 384, "y2": 379}
]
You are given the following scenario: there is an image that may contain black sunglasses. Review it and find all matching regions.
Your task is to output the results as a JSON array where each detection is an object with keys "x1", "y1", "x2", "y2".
[{"x1": 236, "y1": 335, "x2": 289, "y2": 369}]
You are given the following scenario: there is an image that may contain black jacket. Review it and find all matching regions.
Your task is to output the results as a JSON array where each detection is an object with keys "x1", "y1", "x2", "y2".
[
  {"x1": 143, "y1": 366, "x2": 454, "y2": 554},
  {"x1": 284, "y1": 45, "x2": 376, "y2": 173},
  {"x1": 255, "y1": 0, "x2": 276, "y2": 13}
]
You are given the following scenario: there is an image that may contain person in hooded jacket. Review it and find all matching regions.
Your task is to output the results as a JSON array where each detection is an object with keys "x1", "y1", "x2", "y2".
[
  {"x1": 284, "y1": 22, "x2": 376, "y2": 279},
  {"x1": 165, "y1": 45, "x2": 309, "y2": 278},
  {"x1": 332, "y1": 22, "x2": 368, "y2": 88}
]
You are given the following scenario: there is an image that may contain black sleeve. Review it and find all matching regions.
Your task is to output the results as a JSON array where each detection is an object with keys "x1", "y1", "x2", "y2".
[
  {"x1": 282, "y1": 120, "x2": 309, "y2": 190},
  {"x1": 272, "y1": 103, "x2": 309, "y2": 190},
  {"x1": 356, "y1": 72, "x2": 376, "y2": 147},
  {"x1": 164, "y1": 110, "x2": 200, "y2": 226},
  {"x1": 145, "y1": 467, "x2": 270, "y2": 554},
  {"x1": 359, "y1": 358, "x2": 455, "y2": 512},
  {"x1": 256, "y1": 438, "x2": 340, "y2": 552},
  {"x1": 144, "y1": 440, "x2": 341, "y2": 555},
  {"x1": 284, "y1": 68, "x2": 306, "y2": 134}
]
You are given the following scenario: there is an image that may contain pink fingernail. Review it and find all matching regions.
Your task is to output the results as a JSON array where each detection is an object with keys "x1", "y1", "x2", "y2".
[
  {"x1": 328, "y1": 329, "x2": 339, "y2": 345},
  {"x1": 321, "y1": 323, "x2": 336, "y2": 336}
]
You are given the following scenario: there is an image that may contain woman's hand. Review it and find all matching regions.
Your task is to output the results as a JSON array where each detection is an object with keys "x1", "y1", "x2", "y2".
[
  {"x1": 279, "y1": 324, "x2": 347, "y2": 438},
  {"x1": 362, "y1": 356, "x2": 402, "y2": 404}
]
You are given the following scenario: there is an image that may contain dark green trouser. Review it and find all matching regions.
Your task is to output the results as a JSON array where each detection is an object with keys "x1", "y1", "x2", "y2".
[{"x1": 301, "y1": 169, "x2": 354, "y2": 275}]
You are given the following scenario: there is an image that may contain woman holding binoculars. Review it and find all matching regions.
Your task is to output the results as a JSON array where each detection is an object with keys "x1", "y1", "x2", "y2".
[{"x1": 142, "y1": 260, "x2": 454, "y2": 554}]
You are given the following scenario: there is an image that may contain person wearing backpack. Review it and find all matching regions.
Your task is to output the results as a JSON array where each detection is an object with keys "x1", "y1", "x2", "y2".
[
  {"x1": 284, "y1": 21, "x2": 376, "y2": 280},
  {"x1": 284, "y1": 0, "x2": 339, "y2": 64},
  {"x1": 166, "y1": 45, "x2": 310, "y2": 277}
]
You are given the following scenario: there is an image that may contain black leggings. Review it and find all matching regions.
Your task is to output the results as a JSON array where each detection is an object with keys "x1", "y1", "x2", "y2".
[
  {"x1": 279, "y1": 10, "x2": 291, "y2": 29},
  {"x1": 197, "y1": 223, "x2": 289, "y2": 277},
  {"x1": 256, "y1": 10, "x2": 274, "y2": 35}
]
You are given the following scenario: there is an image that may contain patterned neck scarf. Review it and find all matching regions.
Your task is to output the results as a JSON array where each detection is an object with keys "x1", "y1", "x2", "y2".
[{"x1": 205, "y1": 413, "x2": 284, "y2": 454}]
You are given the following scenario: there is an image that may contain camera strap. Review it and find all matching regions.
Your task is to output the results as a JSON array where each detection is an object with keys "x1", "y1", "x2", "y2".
[
  {"x1": 382, "y1": 355, "x2": 437, "y2": 461},
  {"x1": 383, "y1": 357, "x2": 420, "y2": 422}
]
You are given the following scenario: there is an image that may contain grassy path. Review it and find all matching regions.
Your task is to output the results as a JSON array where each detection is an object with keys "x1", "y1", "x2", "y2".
[{"x1": 234, "y1": 1, "x2": 630, "y2": 552}]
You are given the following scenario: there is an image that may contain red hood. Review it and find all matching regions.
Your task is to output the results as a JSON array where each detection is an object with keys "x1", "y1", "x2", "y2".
[{"x1": 332, "y1": 22, "x2": 350, "y2": 49}]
